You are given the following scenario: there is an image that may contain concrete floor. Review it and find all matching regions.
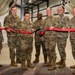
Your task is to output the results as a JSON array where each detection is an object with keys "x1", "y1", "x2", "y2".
[{"x1": 0, "y1": 36, "x2": 75, "y2": 75}]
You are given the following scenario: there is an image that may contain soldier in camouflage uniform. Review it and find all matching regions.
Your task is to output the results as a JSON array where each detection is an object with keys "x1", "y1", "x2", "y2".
[
  {"x1": 43, "y1": 7, "x2": 57, "y2": 71},
  {"x1": 0, "y1": 23, "x2": 3, "y2": 67},
  {"x1": 33, "y1": 13, "x2": 47, "y2": 64},
  {"x1": 4, "y1": 6, "x2": 21, "y2": 67},
  {"x1": 56, "y1": 6, "x2": 70, "y2": 68},
  {"x1": 70, "y1": 8, "x2": 75, "y2": 70},
  {"x1": 20, "y1": 12, "x2": 34, "y2": 70}
]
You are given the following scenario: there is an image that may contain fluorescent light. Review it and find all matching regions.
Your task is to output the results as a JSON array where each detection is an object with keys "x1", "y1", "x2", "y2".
[{"x1": 29, "y1": 0, "x2": 32, "y2": 3}]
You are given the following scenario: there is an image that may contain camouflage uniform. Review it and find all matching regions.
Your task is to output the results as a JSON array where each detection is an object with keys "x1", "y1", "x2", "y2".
[
  {"x1": 4, "y1": 14, "x2": 21, "y2": 66},
  {"x1": 70, "y1": 17, "x2": 75, "y2": 59},
  {"x1": 0, "y1": 23, "x2": 3, "y2": 54},
  {"x1": 44, "y1": 16, "x2": 57, "y2": 70},
  {"x1": 20, "y1": 20, "x2": 34, "y2": 68},
  {"x1": 69, "y1": 17, "x2": 75, "y2": 69},
  {"x1": 0, "y1": 23, "x2": 3, "y2": 67},
  {"x1": 33, "y1": 19, "x2": 47, "y2": 63},
  {"x1": 56, "y1": 15, "x2": 70, "y2": 68}
]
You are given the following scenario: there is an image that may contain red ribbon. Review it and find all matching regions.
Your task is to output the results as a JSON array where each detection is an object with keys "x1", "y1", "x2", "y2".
[
  {"x1": 0, "y1": 28, "x2": 32, "y2": 34},
  {"x1": 46, "y1": 28, "x2": 75, "y2": 32},
  {"x1": 1, "y1": 27, "x2": 75, "y2": 35},
  {"x1": 39, "y1": 28, "x2": 75, "y2": 36},
  {"x1": 5, "y1": 28, "x2": 32, "y2": 34},
  {"x1": 4, "y1": 28, "x2": 15, "y2": 32},
  {"x1": 19, "y1": 30, "x2": 32, "y2": 34},
  {"x1": 39, "y1": 31, "x2": 45, "y2": 36},
  {"x1": 0, "y1": 27, "x2": 5, "y2": 30}
]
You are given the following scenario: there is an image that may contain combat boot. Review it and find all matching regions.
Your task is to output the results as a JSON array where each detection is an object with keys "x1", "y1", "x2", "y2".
[
  {"x1": 21, "y1": 61, "x2": 27, "y2": 70},
  {"x1": 44, "y1": 56, "x2": 47, "y2": 64},
  {"x1": 0, "y1": 64, "x2": 3, "y2": 67},
  {"x1": 56, "y1": 59, "x2": 62, "y2": 65},
  {"x1": 72, "y1": 70, "x2": 75, "y2": 74},
  {"x1": 33, "y1": 56, "x2": 39, "y2": 63},
  {"x1": 27, "y1": 60, "x2": 34, "y2": 68},
  {"x1": 48, "y1": 60, "x2": 56, "y2": 71},
  {"x1": 70, "y1": 65, "x2": 75, "y2": 69},
  {"x1": 59, "y1": 59, "x2": 66, "y2": 68},
  {"x1": 16, "y1": 58, "x2": 21, "y2": 63},
  {"x1": 43, "y1": 62, "x2": 50, "y2": 67},
  {"x1": 43, "y1": 58, "x2": 52, "y2": 67},
  {"x1": 11, "y1": 60, "x2": 17, "y2": 67}
]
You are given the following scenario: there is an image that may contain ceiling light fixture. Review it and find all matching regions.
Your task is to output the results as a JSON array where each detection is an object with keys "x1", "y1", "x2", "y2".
[{"x1": 29, "y1": 0, "x2": 32, "y2": 3}]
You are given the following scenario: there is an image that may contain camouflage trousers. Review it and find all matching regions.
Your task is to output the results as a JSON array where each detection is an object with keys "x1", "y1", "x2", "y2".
[
  {"x1": 70, "y1": 33, "x2": 75, "y2": 59},
  {"x1": 45, "y1": 36, "x2": 56, "y2": 61},
  {"x1": 20, "y1": 38, "x2": 33, "y2": 61},
  {"x1": 8, "y1": 35, "x2": 20, "y2": 60},
  {"x1": 0, "y1": 40, "x2": 3, "y2": 54},
  {"x1": 57, "y1": 37, "x2": 67, "y2": 60},
  {"x1": 16, "y1": 36, "x2": 21, "y2": 59},
  {"x1": 35, "y1": 39, "x2": 47, "y2": 57}
]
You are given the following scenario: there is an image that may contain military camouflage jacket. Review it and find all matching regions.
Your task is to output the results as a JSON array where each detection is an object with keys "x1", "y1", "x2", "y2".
[
  {"x1": 0, "y1": 23, "x2": 3, "y2": 42},
  {"x1": 20, "y1": 20, "x2": 33, "y2": 39},
  {"x1": 44, "y1": 16, "x2": 58, "y2": 37},
  {"x1": 33, "y1": 19, "x2": 44, "y2": 41},
  {"x1": 70, "y1": 16, "x2": 75, "y2": 28},
  {"x1": 4, "y1": 14, "x2": 21, "y2": 37},
  {"x1": 70, "y1": 16, "x2": 75, "y2": 36},
  {"x1": 57, "y1": 15, "x2": 70, "y2": 37},
  {"x1": 33, "y1": 19, "x2": 44, "y2": 35}
]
